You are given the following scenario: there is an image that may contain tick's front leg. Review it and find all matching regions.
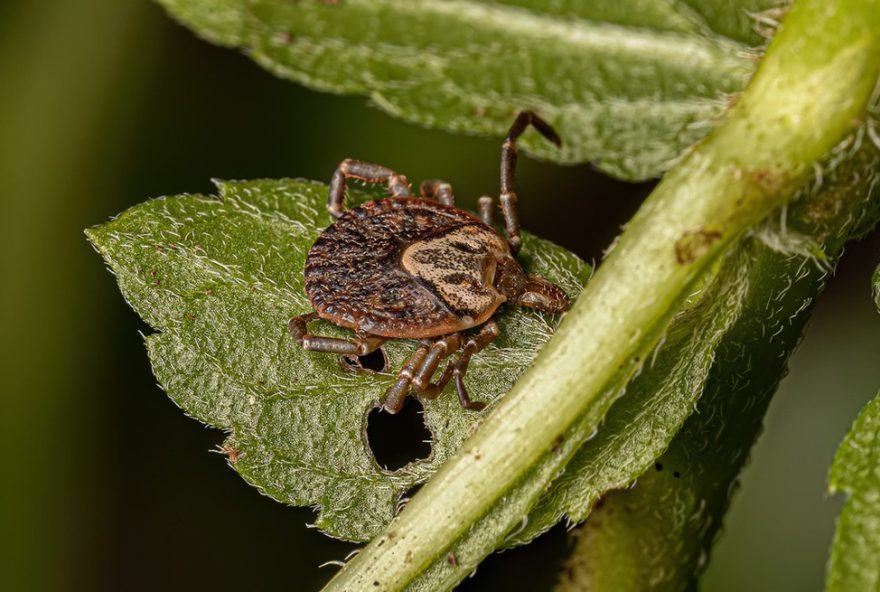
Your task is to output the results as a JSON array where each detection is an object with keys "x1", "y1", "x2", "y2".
[
  {"x1": 382, "y1": 342, "x2": 431, "y2": 414},
  {"x1": 453, "y1": 320, "x2": 500, "y2": 411},
  {"x1": 412, "y1": 333, "x2": 463, "y2": 399}
]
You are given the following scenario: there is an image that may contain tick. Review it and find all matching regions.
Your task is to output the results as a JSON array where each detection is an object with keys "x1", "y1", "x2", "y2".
[{"x1": 290, "y1": 111, "x2": 570, "y2": 413}]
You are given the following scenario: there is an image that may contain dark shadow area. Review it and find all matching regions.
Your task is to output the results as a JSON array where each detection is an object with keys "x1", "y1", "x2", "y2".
[
  {"x1": 458, "y1": 522, "x2": 573, "y2": 592},
  {"x1": 341, "y1": 348, "x2": 389, "y2": 374},
  {"x1": 367, "y1": 398, "x2": 433, "y2": 471}
]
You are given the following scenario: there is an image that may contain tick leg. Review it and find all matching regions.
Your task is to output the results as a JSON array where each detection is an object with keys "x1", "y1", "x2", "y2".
[
  {"x1": 327, "y1": 159, "x2": 412, "y2": 218},
  {"x1": 383, "y1": 342, "x2": 431, "y2": 414},
  {"x1": 289, "y1": 312, "x2": 386, "y2": 355},
  {"x1": 453, "y1": 320, "x2": 500, "y2": 411},
  {"x1": 419, "y1": 179, "x2": 456, "y2": 206},
  {"x1": 477, "y1": 196, "x2": 494, "y2": 226},
  {"x1": 413, "y1": 333, "x2": 463, "y2": 398},
  {"x1": 499, "y1": 110, "x2": 562, "y2": 254}
]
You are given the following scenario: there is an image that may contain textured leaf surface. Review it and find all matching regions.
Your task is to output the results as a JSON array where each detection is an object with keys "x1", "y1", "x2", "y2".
[
  {"x1": 827, "y1": 392, "x2": 880, "y2": 592},
  {"x1": 87, "y1": 178, "x2": 588, "y2": 541},
  {"x1": 155, "y1": 0, "x2": 782, "y2": 181},
  {"x1": 553, "y1": 122, "x2": 880, "y2": 591}
]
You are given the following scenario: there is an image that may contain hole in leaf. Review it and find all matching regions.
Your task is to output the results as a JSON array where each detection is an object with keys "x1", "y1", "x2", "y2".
[
  {"x1": 341, "y1": 348, "x2": 389, "y2": 374},
  {"x1": 367, "y1": 398, "x2": 431, "y2": 472}
]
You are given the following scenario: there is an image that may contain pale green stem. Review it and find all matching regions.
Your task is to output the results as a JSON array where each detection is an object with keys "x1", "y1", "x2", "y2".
[{"x1": 324, "y1": 1, "x2": 880, "y2": 590}]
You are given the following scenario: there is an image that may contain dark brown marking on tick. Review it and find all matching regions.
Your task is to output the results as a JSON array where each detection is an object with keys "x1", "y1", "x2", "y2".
[
  {"x1": 674, "y1": 229, "x2": 723, "y2": 264},
  {"x1": 292, "y1": 111, "x2": 569, "y2": 413}
]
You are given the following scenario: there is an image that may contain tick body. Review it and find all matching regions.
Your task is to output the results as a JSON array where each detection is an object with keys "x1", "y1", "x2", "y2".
[{"x1": 291, "y1": 111, "x2": 570, "y2": 413}]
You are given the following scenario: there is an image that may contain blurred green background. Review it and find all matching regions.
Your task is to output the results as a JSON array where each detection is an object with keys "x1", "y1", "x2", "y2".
[{"x1": 2, "y1": 1, "x2": 878, "y2": 590}]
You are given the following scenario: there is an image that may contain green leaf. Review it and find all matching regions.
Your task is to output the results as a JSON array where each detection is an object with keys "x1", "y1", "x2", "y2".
[
  {"x1": 825, "y1": 263, "x2": 880, "y2": 592},
  {"x1": 553, "y1": 119, "x2": 880, "y2": 591},
  {"x1": 827, "y1": 392, "x2": 880, "y2": 592},
  {"x1": 86, "y1": 178, "x2": 589, "y2": 542},
  {"x1": 155, "y1": 0, "x2": 782, "y2": 181},
  {"x1": 323, "y1": 1, "x2": 880, "y2": 588}
]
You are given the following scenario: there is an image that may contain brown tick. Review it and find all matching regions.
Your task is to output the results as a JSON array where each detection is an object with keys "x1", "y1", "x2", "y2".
[{"x1": 290, "y1": 111, "x2": 570, "y2": 413}]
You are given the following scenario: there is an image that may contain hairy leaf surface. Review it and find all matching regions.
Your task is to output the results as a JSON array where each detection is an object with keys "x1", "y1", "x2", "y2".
[
  {"x1": 155, "y1": 0, "x2": 782, "y2": 181},
  {"x1": 87, "y1": 178, "x2": 588, "y2": 541}
]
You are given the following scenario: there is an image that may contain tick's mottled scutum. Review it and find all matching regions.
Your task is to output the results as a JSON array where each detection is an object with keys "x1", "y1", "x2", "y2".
[{"x1": 291, "y1": 111, "x2": 569, "y2": 414}]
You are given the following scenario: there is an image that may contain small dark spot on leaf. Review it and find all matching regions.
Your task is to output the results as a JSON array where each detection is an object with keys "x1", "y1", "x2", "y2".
[
  {"x1": 367, "y1": 398, "x2": 431, "y2": 471},
  {"x1": 405, "y1": 551, "x2": 412, "y2": 563},
  {"x1": 447, "y1": 552, "x2": 457, "y2": 566},
  {"x1": 673, "y1": 471, "x2": 681, "y2": 478},
  {"x1": 655, "y1": 462, "x2": 663, "y2": 471},
  {"x1": 341, "y1": 348, "x2": 388, "y2": 374},
  {"x1": 551, "y1": 434, "x2": 565, "y2": 454},
  {"x1": 373, "y1": 581, "x2": 380, "y2": 587}
]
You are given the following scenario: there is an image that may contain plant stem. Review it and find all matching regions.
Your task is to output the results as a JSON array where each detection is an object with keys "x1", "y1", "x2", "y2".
[
  {"x1": 324, "y1": 1, "x2": 880, "y2": 589},
  {"x1": 556, "y1": 121, "x2": 880, "y2": 591}
]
